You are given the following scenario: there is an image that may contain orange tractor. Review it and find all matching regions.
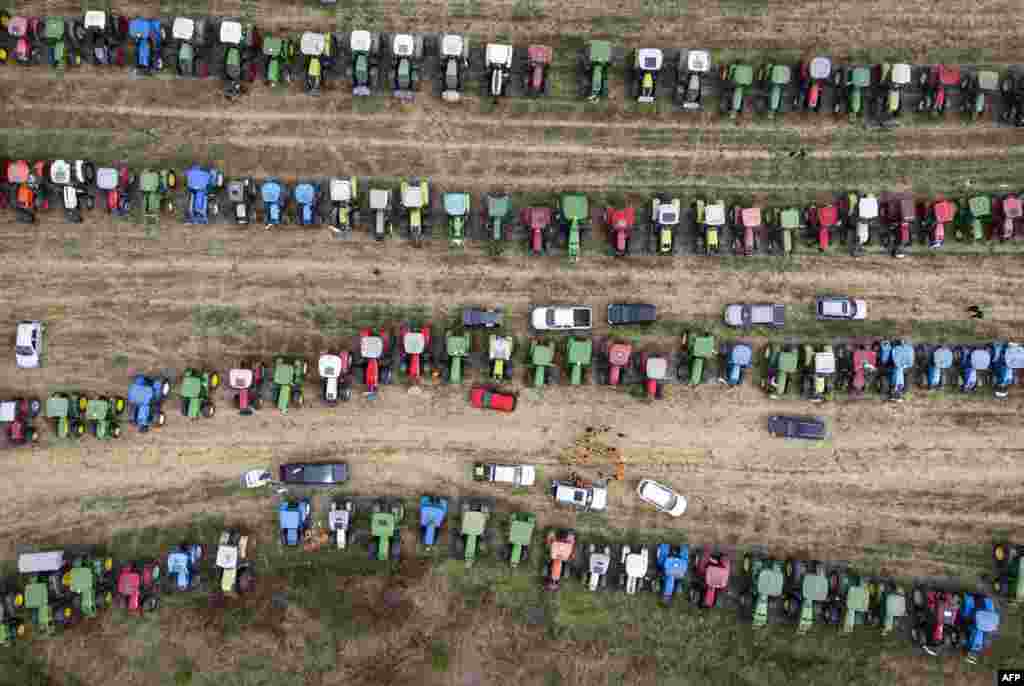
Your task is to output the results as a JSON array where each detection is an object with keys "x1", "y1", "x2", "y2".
[
  {"x1": 544, "y1": 529, "x2": 577, "y2": 591},
  {"x1": 6, "y1": 160, "x2": 48, "y2": 223}
]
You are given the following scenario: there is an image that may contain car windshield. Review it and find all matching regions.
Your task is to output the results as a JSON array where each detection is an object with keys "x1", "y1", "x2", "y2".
[
  {"x1": 750, "y1": 305, "x2": 772, "y2": 322},
  {"x1": 293, "y1": 465, "x2": 335, "y2": 483},
  {"x1": 15, "y1": 346, "x2": 34, "y2": 356}
]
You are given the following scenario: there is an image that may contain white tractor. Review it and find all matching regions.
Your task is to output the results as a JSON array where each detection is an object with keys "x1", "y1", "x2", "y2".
[
  {"x1": 328, "y1": 177, "x2": 358, "y2": 235},
  {"x1": 440, "y1": 33, "x2": 469, "y2": 102},
  {"x1": 488, "y1": 334, "x2": 514, "y2": 380},
  {"x1": 49, "y1": 159, "x2": 96, "y2": 222},
  {"x1": 215, "y1": 530, "x2": 254, "y2": 593},
  {"x1": 369, "y1": 188, "x2": 392, "y2": 239},
  {"x1": 329, "y1": 501, "x2": 354, "y2": 549},
  {"x1": 485, "y1": 43, "x2": 513, "y2": 97},
  {"x1": 586, "y1": 544, "x2": 612, "y2": 591},
  {"x1": 851, "y1": 194, "x2": 878, "y2": 254},
  {"x1": 319, "y1": 352, "x2": 351, "y2": 403},
  {"x1": 634, "y1": 48, "x2": 663, "y2": 103},
  {"x1": 620, "y1": 545, "x2": 649, "y2": 594}
]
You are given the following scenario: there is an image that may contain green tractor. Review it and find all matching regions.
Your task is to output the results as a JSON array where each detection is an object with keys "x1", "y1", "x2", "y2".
[
  {"x1": 180, "y1": 368, "x2": 220, "y2": 419},
  {"x1": 742, "y1": 555, "x2": 785, "y2": 628},
  {"x1": 585, "y1": 40, "x2": 612, "y2": 101},
  {"x1": 485, "y1": 193, "x2": 511, "y2": 251},
  {"x1": 559, "y1": 193, "x2": 590, "y2": 262},
  {"x1": 785, "y1": 560, "x2": 830, "y2": 635},
  {"x1": 456, "y1": 501, "x2": 490, "y2": 567},
  {"x1": 834, "y1": 66, "x2": 871, "y2": 121},
  {"x1": 272, "y1": 357, "x2": 307, "y2": 412},
  {"x1": 444, "y1": 192, "x2": 471, "y2": 248},
  {"x1": 86, "y1": 397, "x2": 126, "y2": 439},
  {"x1": 867, "y1": 580, "x2": 907, "y2": 636},
  {"x1": 507, "y1": 512, "x2": 536, "y2": 568},
  {"x1": 766, "y1": 207, "x2": 802, "y2": 255},
  {"x1": 0, "y1": 589, "x2": 25, "y2": 646},
  {"x1": 764, "y1": 345, "x2": 799, "y2": 398},
  {"x1": 566, "y1": 337, "x2": 592, "y2": 385},
  {"x1": 369, "y1": 500, "x2": 404, "y2": 561},
  {"x1": 530, "y1": 340, "x2": 558, "y2": 387},
  {"x1": 401, "y1": 177, "x2": 431, "y2": 244},
  {"x1": 23, "y1": 575, "x2": 73, "y2": 635},
  {"x1": 721, "y1": 63, "x2": 754, "y2": 119},
  {"x1": 45, "y1": 393, "x2": 86, "y2": 439},
  {"x1": 957, "y1": 195, "x2": 992, "y2": 241},
  {"x1": 488, "y1": 335, "x2": 515, "y2": 381},
  {"x1": 759, "y1": 64, "x2": 792, "y2": 118},
  {"x1": 800, "y1": 345, "x2": 836, "y2": 402},
  {"x1": 262, "y1": 35, "x2": 294, "y2": 85},
  {"x1": 44, "y1": 17, "x2": 80, "y2": 69},
  {"x1": 830, "y1": 571, "x2": 869, "y2": 634},
  {"x1": 443, "y1": 331, "x2": 471, "y2": 384},
  {"x1": 681, "y1": 332, "x2": 716, "y2": 385},
  {"x1": 64, "y1": 556, "x2": 113, "y2": 618},
  {"x1": 139, "y1": 169, "x2": 177, "y2": 218}
]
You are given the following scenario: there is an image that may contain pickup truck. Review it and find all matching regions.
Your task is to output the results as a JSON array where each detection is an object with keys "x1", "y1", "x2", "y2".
[
  {"x1": 473, "y1": 463, "x2": 536, "y2": 486},
  {"x1": 551, "y1": 479, "x2": 608, "y2": 512},
  {"x1": 724, "y1": 303, "x2": 785, "y2": 328},
  {"x1": 463, "y1": 307, "x2": 504, "y2": 328},
  {"x1": 531, "y1": 305, "x2": 593, "y2": 331}
]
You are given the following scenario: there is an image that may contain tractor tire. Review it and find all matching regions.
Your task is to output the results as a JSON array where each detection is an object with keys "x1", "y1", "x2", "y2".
[
  {"x1": 251, "y1": 396, "x2": 263, "y2": 410},
  {"x1": 84, "y1": 194, "x2": 95, "y2": 210},
  {"x1": 197, "y1": 57, "x2": 209, "y2": 79},
  {"x1": 340, "y1": 387, "x2": 352, "y2": 402},
  {"x1": 161, "y1": 381, "x2": 171, "y2": 397},
  {"x1": 993, "y1": 543, "x2": 1008, "y2": 562},
  {"x1": 689, "y1": 587, "x2": 701, "y2": 605},
  {"x1": 521, "y1": 545, "x2": 530, "y2": 563},
  {"x1": 210, "y1": 372, "x2": 221, "y2": 389},
  {"x1": 390, "y1": 539, "x2": 401, "y2": 559},
  {"x1": 112, "y1": 425, "x2": 121, "y2": 439},
  {"x1": 368, "y1": 541, "x2": 377, "y2": 560},
  {"x1": 201, "y1": 403, "x2": 215, "y2": 418},
  {"x1": 293, "y1": 391, "x2": 304, "y2": 407},
  {"x1": 156, "y1": 412, "x2": 166, "y2": 427},
  {"x1": 237, "y1": 568, "x2": 255, "y2": 593},
  {"x1": 143, "y1": 595, "x2": 159, "y2": 612}
]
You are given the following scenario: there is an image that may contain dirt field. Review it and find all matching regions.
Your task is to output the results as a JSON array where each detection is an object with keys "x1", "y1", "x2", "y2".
[{"x1": 2, "y1": 3, "x2": 1024, "y2": 684}]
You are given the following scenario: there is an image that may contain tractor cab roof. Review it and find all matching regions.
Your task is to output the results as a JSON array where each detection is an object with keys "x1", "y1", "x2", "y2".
[
  {"x1": 757, "y1": 568, "x2": 785, "y2": 597},
  {"x1": 227, "y1": 180, "x2": 248, "y2": 201},
  {"x1": 84, "y1": 11, "x2": 107, "y2": 30},
  {"x1": 360, "y1": 335, "x2": 384, "y2": 360},
  {"x1": 96, "y1": 167, "x2": 120, "y2": 190},
  {"x1": 392, "y1": 33, "x2": 414, "y2": 57},
  {"x1": 809, "y1": 57, "x2": 831, "y2": 79},
  {"x1": 294, "y1": 183, "x2": 316, "y2": 204},
  {"x1": 489, "y1": 335, "x2": 514, "y2": 360},
  {"x1": 128, "y1": 376, "x2": 156, "y2": 404},
  {"x1": 846, "y1": 585, "x2": 869, "y2": 611},
  {"x1": 933, "y1": 200, "x2": 955, "y2": 222},
  {"x1": 279, "y1": 508, "x2": 301, "y2": 529},
  {"x1": 369, "y1": 188, "x2": 391, "y2": 210},
  {"x1": 329, "y1": 178, "x2": 354, "y2": 202},
  {"x1": 7, "y1": 160, "x2": 29, "y2": 183},
  {"x1": 0, "y1": 401, "x2": 17, "y2": 422},
  {"x1": 588, "y1": 40, "x2": 612, "y2": 64},
  {"x1": 729, "y1": 64, "x2": 754, "y2": 85},
  {"x1": 768, "y1": 64, "x2": 791, "y2": 84},
  {"x1": 567, "y1": 338, "x2": 593, "y2": 362},
  {"x1": 444, "y1": 192, "x2": 469, "y2": 216},
  {"x1": 402, "y1": 181, "x2": 427, "y2": 208},
  {"x1": 522, "y1": 206, "x2": 552, "y2": 227},
  {"x1": 779, "y1": 208, "x2": 801, "y2": 229},
  {"x1": 50, "y1": 160, "x2": 71, "y2": 185},
  {"x1": 975, "y1": 609, "x2": 1000, "y2": 632},
  {"x1": 300, "y1": 32, "x2": 326, "y2": 56},
  {"x1": 705, "y1": 561, "x2": 730, "y2": 588},
  {"x1": 853, "y1": 348, "x2": 877, "y2": 367},
  {"x1": 350, "y1": 30, "x2": 371, "y2": 52},
  {"x1": 262, "y1": 36, "x2": 285, "y2": 57},
  {"x1": 690, "y1": 335, "x2": 716, "y2": 358},
  {"x1": 968, "y1": 195, "x2": 992, "y2": 217},
  {"x1": 219, "y1": 20, "x2": 242, "y2": 45},
  {"x1": 45, "y1": 17, "x2": 65, "y2": 40},
  {"x1": 531, "y1": 341, "x2": 555, "y2": 364},
  {"x1": 590, "y1": 550, "x2": 612, "y2": 571},
  {"x1": 635, "y1": 48, "x2": 663, "y2": 72},
  {"x1": 685, "y1": 49, "x2": 711, "y2": 73},
  {"x1": 850, "y1": 66, "x2": 872, "y2": 86},
  {"x1": 729, "y1": 344, "x2": 753, "y2": 367},
  {"x1": 527, "y1": 44, "x2": 553, "y2": 64},
  {"x1": 889, "y1": 63, "x2": 911, "y2": 85},
  {"x1": 977, "y1": 70, "x2": 999, "y2": 91},
  {"x1": 228, "y1": 368, "x2": 253, "y2": 389},
  {"x1": 128, "y1": 18, "x2": 158, "y2": 39},
  {"x1": 370, "y1": 511, "x2": 397, "y2": 535},
  {"x1": 624, "y1": 548, "x2": 648, "y2": 576},
  {"x1": 86, "y1": 398, "x2": 114, "y2": 419},
  {"x1": 606, "y1": 206, "x2": 635, "y2": 229},
  {"x1": 461, "y1": 509, "x2": 488, "y2": 534},
  {"x1": 608, "y1": 342, "x2": 632, "y2": 366},
  {"x1": 420, "y1": 496, "x2": 448, "y2": 522},
  {"x1": 802, "y1": 572, "x2": 829, "y2": 601},
  {"x1": 936, "y1": 64, "x2": 960, "y2": 85},
  {"x1": 46, "y1": 395, "x2": 70, "y2": 417},
  {"x1": 7, "y1": 16, "x2": 28, "y2": 36},
  {"x1": 1003, "y1": 196, "x2": 1022, "y2": 218},
  {"x1": 186, "y1": 166, "x2": 212, "y2": 191},
  {"x1": 487, "y1": 194, "x2": 510, "y2": 217},
  {"x1": 1002, "y1": 344, "x2": 1024, "y2": 369},
  {"x1": 704, "y1": 202, "x2": 726, "y2": 226},
  {"x1": 891, "y1": 344, "x2": 915, "y2": 369},
  {"x1": 654, "y1": 198, "x2": 681, "y2": 225},
  {"x1": 273, "y1": 360, "x2": 296, "y2": 385},
  {"x1": 18, "y1": 551, "x2": 64, "y2": 574},
  {"x1": 885, "y1": 593, "x2": 907, "y2": 618},
  {"x1": 172, "y1": 17, "x2": 195, "y2": 41},
  {"x1": 645, "y1": 356, "x2": 668, "y2": 380},
  {"x1": 858, "y1": 196, "x2": 879, "y2": 219},
  {"x1": 139, "y1": 171, "x2": 160, "y2": 192},
  {"x1": 403, "y1": 331, "x2": 427, "y2": 354},
  {"x1": 215, "y1": 544, "x2": 239, "y2": 569},
  {"x1": 441, "y1": 34, "x2": 465, "y2": 58},
  {"x1": 319, "y1": 354, "x2": 343, "y2": 379},
  {"x1": 560, "y1": 194, "x2": 589, "y2": 220},
  {"x1": 179, "y1": 375, "x2": 202, "y2": 398},
  {"x1": 261, "y1": 180, "x2": 283, "y2": 203},
  {"x1": 777, "y1": 350, "x2": 799, "y2": 372},
  {"x1": 68, "y1": 566, "x2": 93, "y2": 592},
  {"x1": 932, "y1": 347, "x2": 953, "y2": 369},
  {"x1": 817, "y1": 205, "x2": 839, "y2": 226},
  {"x1": 509, "y1": 513, "x2": 536, "y2": 540},
  {"x1": 814, "y1": 352, "x2": 836, "y2": 375}
]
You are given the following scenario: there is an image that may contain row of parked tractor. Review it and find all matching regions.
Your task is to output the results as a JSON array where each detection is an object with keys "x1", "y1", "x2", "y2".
[
  {"x1": 3, "y1": 10, "x2": 1024, "y2": 125},
  {"x1": 5, "y1": 159, "x2": 1023, "y2": 257}
]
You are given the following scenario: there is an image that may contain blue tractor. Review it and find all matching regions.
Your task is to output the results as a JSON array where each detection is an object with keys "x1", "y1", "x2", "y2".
[
  {"x1": 720, "y1": 343, "x2": 752, "y2": 386},
  {"x1": 878, "y1": 340, "x2": 915, "y2": 401},
  {"x1": 184, "y1": 165, "x2": 223, "y2": 224},
  {"x1": 127, "y1": 375, "x2": 171, "y2": 432},
  {"x1": 419, "y1": 496, "x2": 448, "y2": 546},
  {"x1": 128, "y1": 18, "x2": 164, "y2": 73},
  {"x1": 990, "y1": 342, "x2": 1024, "y2": 399},
  {"x1": 166, "y1": 544, "x2": 204, "y2": 591},
  {"x1": 959, "y1": 593, "x2": 1000, "y2": 664},
  {"x1": 655, "y1": 544, "x2": 689, "y2": 603},
  {"x1": 924, "y1": 346, "x2": 953, "y2": 389},
  {"x1": 956, "y1": 346, "x2": 991, "y2": 393},
  {"x1": 261, "y1": 179, "x2": 286, "y2": 227},
  {"x1": 294, "y1": 182, "x2": 322, "y2": 226},
  {"x1": 279, "y1": 499, "x2": 310, "y2": 546}
]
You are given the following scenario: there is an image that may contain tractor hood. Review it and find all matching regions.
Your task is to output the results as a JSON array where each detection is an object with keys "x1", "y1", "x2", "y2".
[
  {"x1": 261, "y1": 181, "x2": 283, "y2": 203},
  {"x1": 730, "y1": 64, "x2": 754, "y2": 86}
]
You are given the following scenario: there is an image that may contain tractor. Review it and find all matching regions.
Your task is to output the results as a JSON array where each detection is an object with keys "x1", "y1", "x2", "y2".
[
  {"x1": 488, "y1": 335, "x2": 515, "y2": 380},
  {"x1": 300, "y1": 32, "x2": 335, "y2": 95},
  {"x1": 6, "y1": 160, "x2": 48, "y2": 223},
  {"x1": 525, "y1": 45, "x2": 552, "y2": 96},
  {"x1": 444, "y1": 192, "x2": 471, "y2": 248},
  {"x1": 956, "y1": 346, "x2": 991, "y2": 393},
  {"x1": 293, "y1": 182, "x2": 322, "y2": 226},
  {"x1": 922, "y1": 199, "x2": 955, "y2": 249},
  {"x1": 759, "y1": 63, "x2": 792, "y2": 118},
  {"x1": 166, "y1": 544, "x2": 204, "y2": 592},
  {"x1": 690, "y1": 549, "x2": 731, "y2": 609},
  {"x1": 545, "y1": 530, "x2": 577, "y2": 591},
  {"x1": 845, "y1": 345, "x2": 878, "y2": 396},
  {"x1": 1, "y1": 398, "x2": 40, "y2": 446},
  {"x1": 877, "y1": 340, "x2": 915, "y2": 401},
  {"x1": 742, "y1": 555, "x2": 785, "y2": 627},
  {"x1": 0, "y1": 587, "x2": 25, "y2": 646},
  {"x1": 721, "y1": 63, "x2": 755, "y2": 119},
  {"x1": 995, "y1": 194, "x2": 1022, "y2": 240},
  {"x1": 78, "y1": 11, "x2": 128, "y2": 66},
  {"x1": 391, "y1": 33, "x2": 424, "y2": 100},
  {"x1": 584, "y1": 41, "x2": 611, "y2": 101},
  {"x1": 992, "y1": 543, "x2": 1024, "y2": 603},
  {"x1": 45, "y1": 393, "x2": 86, "y2": 439},
  {"x1": 369, "y1": 500, "x2": 404, "y2": 561},
  {"x1": 918, "y1": 64, "x2": 960, "y2": 116},
  {"x1": 695, "y1": 199, "x2": 726, "y2": 254},
  {"x1": 603, "y1": 341, "x2": 634, "y2": 386},
  {"x1": 85, "y1": 397, "x2": 125, "y2": 439},
  {"x1": 507, "y1": 513, "x2": 536, "y2": 568},
  {"x1": 401, "y1": 177, "x2": 431, "y2": 244},
  {"x1": 328, "y1": 177, "x2": 359, "y2": 235},
  {"x1": 369, "y1": 188, "x2": 393, "y2": 239},
  {"x1": 878, "y1": 62, "x2": 912, "y2": 119},
  {"x1": 349, "y1": 30, "x2": 379, "y2": 95},
  {"x1": 48, "y1": 159, "x2": 96, "y2": 223},
  {"x1": 833, "y1": 65, "x2": 871, "y2": 120},
  {"x1": 962, "y1": 70, "x2": 998, "y2": 121},
  {"x1": 442, "y1": 331, "x2": 471, "y2": 384},
  {"x1": 271, "y1": 357, "x2": 307, "y2": 411},
  {"x1": 530, "y1": 340, "x2": 558, "y2": 387},
  {"x1": 457, "y1": 501, "x2": 490, "y2": 567},
  {"x1": 586, "y1": 545, "x2": 612, "y2": 591},
  {"x1": 843, "y1": 193, "x2": 878, "y2": 255},
  {"x1": 139, "y1": 169, "x2": 177, "y2": 218},
  {"x1": 128, "y1": 18, "x2": 165, "y2": 74},
  {"x1": 641, "y1": 352, "x2": 670, "y2": 399},
  {"x1": 19, "y1": 557, "x2": 73, "y2": 634},
  {"x1": 184, "y1": 165, "x2": 223, "y2": 225},
  {"x1": 650, "y1": 196, "x2": 680, "y2": 255},
  {"x1": 219, "y1": 19, "x2": 260, "y2": 95},
  {"x1": 801, "y1": 345, "x2": 836, "y2": 402},
  {"x1": 227, "y1": 178, "x2": 256, "y2": 225},
  {"x1": 171, "y1": 17, "x2": 211, "y2": 78},
  {"x1": 419, "y1": 496, "x2": 448, "y2": 547},
  {"x1": 96, "y1": 165, "x2": 135, "y2": 217},
  {"x1": 329, "y1": 501, "x2": 354, "y2": 549},
  {"x1": 766, "y1": 207, "x2": 801, "y2": 255},
  {"x1": 229, "y1": 362, "x2": 266, "y2": 415},
  {"x1": 797, "y1": 57, "x2": 831, "y2": 111},
  {"x1": 869, "y1": 582, "x2": 908, "y2": 636},
  {"x1": 439, "y1": 34, "x2": 469, "y2": 102},
  {"x1": 825, "y1": 571, "x2": 869, "y2": 634},
  {"x1": 522, "y1": 206, "x2": 553, "y2": 255},
  {"x1": 633, "y1": 49, "x2": 663, "y2": 103},
  {"x1": 676, "y1": 49, "x2": 711, "y2": 110},
  {"x1": 180, "y1": 368, "x2": 219, "y2": 419},
  {"x1": 957, "y1": 195, "x2": 992, "y2": 241},
  {"x1": 485, "y1": 43, "x2": 513, "y2": 98},
  {"x1": 5, "y1": 15, "x2": 44, "y2": 66},
  {"x1": 605, "y1": 205, "x2": 635, "y2": 256},
  {"x1": 358, "y1": 329, "x2": 393, "y2": 399},
  {"x1": 730, "y1": 206, "x2": 762, "y2": 256},
  {"x1": 764, "y1": 345, "x2": 799, "y2": 398},
  {"x1": 924, "y1": 346, "x2": 954, "y2": 390},
  {"x1": 959, "y1": 593, "x2": 999, "y2": 664},
  {"x1": 680, "y1": 332, "x2": 716, "y2": 385},
  {"x1": 41, "y1": 18, "x2": 80, "y2": 68},
  {"x1": 656, "y1": 545, "x2": 689, "y2": 603},
  {"x1": 127, "y1": 375, "x2": 170, "y2": 431},
  {"x1": 261, "y1": 178, "x2": 287, "y2": 228},
  {"x1": 278, "y1": 499, "x2": 310, "y2": 547},
  {"x1": 991, "y1": 342, "x2": 1024, "y2": 399},
  {"x1": 784, "y1": 560, "x2": 829, "y2": 634},
  {"x1": 620, "y1": 545, "x2": 650, "y2": 594},
  {"x1": 485, "y1": 193, "x2": 511, "y2": 249},
  {"x1": 64, "y1": 555, "x2": 114, "y2": 618},
  {"x1": 116, "y1": 561, "x2": 161, "y2": 613},
  {"x1": 910, "y1": 588, "x2": 962, "y2": 656},
  {"x1": 1001, "y1": 73, "x2": 1024, "y2": 127},
  {"x1": 807, "y1": 203, "x2": 841, "y2": 251},
  {"x1": 559, "y1": 193, "x2": 590, "y2": 262},
  {"x1": 566, "y1": 337, "x2": 592, "y2": 385},
  {"x1": 215, "y1": 530, "x2": 254, "y2": 594},
  {"x1": 399, "y1": 324, "x2": 431, "y2": 381},
  {"x1": 262, "y1": 35, "x2": 294, "y2": 85},
  {"x1": 720, "y1": 343, "x2": 753, "y2": 386},
  {"x1": 883, "y1": 194, "x2": 916, "y2": 257}
]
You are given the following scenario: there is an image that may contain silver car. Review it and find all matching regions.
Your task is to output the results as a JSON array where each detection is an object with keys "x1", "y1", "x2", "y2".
[
  {"x1": 724, "y1": 303, "x2": 785, "y2": 328},
  {"x1": 816, "y1": 296, "x2": 866, "y2": 320},
  {"x1": 636, "y1": 479, "x2": 687, "y2": 517}
]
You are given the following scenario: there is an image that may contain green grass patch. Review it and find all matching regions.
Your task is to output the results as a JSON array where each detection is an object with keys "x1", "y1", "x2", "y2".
[
  {"x1": 191, "y1": 305, "x2": 255, "y2": 338},
  {"x1": 80, "y1": 495, "x2": 128, "y2": 514},
  {"x1": 429, "y1": 639, "x2": 450, "y2": 672}
]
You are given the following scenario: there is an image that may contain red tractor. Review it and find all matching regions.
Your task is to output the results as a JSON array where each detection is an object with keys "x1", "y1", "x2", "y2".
[
  {"x1": 641, "y1": 352, "x2": 670, "y2": 399},
  {"x1": 6, "y1": 160, "x2": 48, "y2": 223},
  {"x1": 604, "y1": 341, "x2": 633, "y2": 385},
  {"x1": 358, "y1": 329, "x2": 393, "y2": 399},
  {"x1": 924, "y1": 199, "x2": 954, "y2": 249},
  {"x1": 96, "y1": 165, "x2": 135, "y2": 216},
  {"x1": 605, "y1": 206, "x2": 635, "y2": 256},
  {"x1": 1, "y1": 398, "x2": 41, "y2": 446},
  {"x1": 544, "y1": 529, "x2": 576, "y2": 591},
  {"x1": 6, "y1": 16, "x2": 44, "y2": 65},
  {"x1": 521, "y1": 207, "x2": 552, "y2": 255},
  {"x1": 690, "y1": 549, "x2": 731, "y2": 609},
  {"x1": 796, "y1": 57, "x2": 831, "y2": 111},
  {"x1": 911, "y1": 589, "x2": 962, "y2": 656},
  {"x1": 806, "y1": 203, "x2": 840, "y2": 251},
  {"x1": 883, "y1": 194, "x2": 916, "y2": 258},
  {"x1": 731, "y1": 206, "x2": 762, "y2": 256},
  {"x1": 918, "y1": 65, "x2": 960, "y2": 116},
  {"x1": 995, "y1": 195, "x2": 1022, "y2": 240},
  {"x1": 850, "y1": 346, "x2": 878, "y2": 396},
  {"x1": 524, "y1": 45, "x2": 552, "y2": 96},
  {"x1": 399, "y1": 324, "x2": 431, "y2": 380},
  {"x1": 115, "y1": 562, "x2": 161, "y2": 612},
  {"x1": 229, "y1": 362, "x2": 265, "y2": 415}
]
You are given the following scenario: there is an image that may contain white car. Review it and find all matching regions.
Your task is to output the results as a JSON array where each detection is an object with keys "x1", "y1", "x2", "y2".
[
  {"x1": 552, "y1": 479, "x2": 607, "y2": 512},
  {"x1": 636, "y1": 479, "x2": 687, "y2": 517},
  {"x1": 240, "y1": 469, "x2": 272, "y2": 489},
  {"x1": 473, "y1": 463, "x2": 536, "y2": 487},
  {"x1": 15, "y1": 321, "x2": 44, "y2": 368},
  {"x1": 530, "y1": 306, "x2": 593, "y2": 331},
  {"x1": 816, "y1": 296, "x2": 867, "y2": 321}
]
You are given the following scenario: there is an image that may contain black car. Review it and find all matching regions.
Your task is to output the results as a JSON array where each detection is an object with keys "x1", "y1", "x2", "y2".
[
  {"x1": 607, "y1": 303, "x2": 657, "y2": 326},
  {"x1": 462, "y1": 307, "x2": 504, "y2": 328},
  {"x1": 279, "y1": 462, "x2": 350, "y2": 485},
  {"x1": 767, "y1": 415, "x2": 826, "y2": 441}
]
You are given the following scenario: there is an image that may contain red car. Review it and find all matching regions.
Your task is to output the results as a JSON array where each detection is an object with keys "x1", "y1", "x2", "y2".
[{"x1": 470, "y1": 386, "x2": 516, "y2": 412}]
